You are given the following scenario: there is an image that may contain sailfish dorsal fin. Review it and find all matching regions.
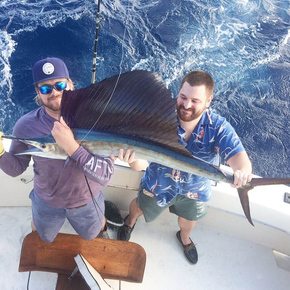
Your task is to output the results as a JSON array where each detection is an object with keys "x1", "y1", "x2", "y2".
[{"x1": 60, "y1": 70, "x2": 192, "y2": 157}]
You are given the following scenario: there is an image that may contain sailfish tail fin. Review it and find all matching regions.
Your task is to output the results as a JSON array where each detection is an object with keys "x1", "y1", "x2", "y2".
[
  {"x1": 238, "y1": 177, "x2": 290, "y2": 226},
  {"x1": 238, "y1": 187, "x2": 254, "y2": 226}
]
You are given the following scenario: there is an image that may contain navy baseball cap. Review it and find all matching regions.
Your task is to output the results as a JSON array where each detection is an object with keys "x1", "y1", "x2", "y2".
[{"x1": 32, "y1": 57, "x2": 70, "y2": 84}]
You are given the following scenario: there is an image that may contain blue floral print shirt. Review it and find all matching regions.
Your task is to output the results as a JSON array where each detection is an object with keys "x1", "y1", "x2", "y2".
[{"x1": 141, "y1": 109, "x2": 245, "y2": 206}]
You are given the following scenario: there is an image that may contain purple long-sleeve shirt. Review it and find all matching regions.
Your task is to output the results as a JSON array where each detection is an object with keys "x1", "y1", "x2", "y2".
[{"x1": 0, "y1": 106, "x2": 114, "y2": 208}]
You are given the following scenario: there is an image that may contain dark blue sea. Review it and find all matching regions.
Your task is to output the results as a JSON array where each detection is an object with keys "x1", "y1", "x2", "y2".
[{"x1": 0, "y1": 0, "x2": 289, "y2": 178}]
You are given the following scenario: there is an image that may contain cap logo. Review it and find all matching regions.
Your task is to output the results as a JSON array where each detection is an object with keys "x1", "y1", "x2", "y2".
[{"x1": 42, "y1": 62, "x2": 55, "y2": 75}]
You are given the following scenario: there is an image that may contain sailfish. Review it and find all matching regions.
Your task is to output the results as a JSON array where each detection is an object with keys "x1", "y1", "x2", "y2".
[{"x1": 4, "y1": 70, "x2": 290, "y2": 225}]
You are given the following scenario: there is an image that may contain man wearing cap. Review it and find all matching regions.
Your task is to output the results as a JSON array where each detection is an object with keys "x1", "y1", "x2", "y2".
[{"x1": 0, "y1": 57, "x2": 117, "y2": 243}]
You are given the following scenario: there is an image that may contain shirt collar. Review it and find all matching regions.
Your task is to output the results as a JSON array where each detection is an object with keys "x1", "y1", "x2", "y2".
[
  {"x1": 177, "y1": 109, "x2": 212, "y2": 145},
  {"x1": 199, "y1": 108, "x2": 213, "y2": 126}
]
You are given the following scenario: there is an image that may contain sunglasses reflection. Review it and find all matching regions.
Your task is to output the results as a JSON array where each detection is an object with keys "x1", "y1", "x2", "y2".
[{"x1": 38, "y1": 81, "x2": 68, "y2": 94}]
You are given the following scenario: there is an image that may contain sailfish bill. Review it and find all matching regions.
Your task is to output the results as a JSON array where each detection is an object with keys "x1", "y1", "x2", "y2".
[{"x1": 3, "y1": 70, "x2": 290, "y2": 226}]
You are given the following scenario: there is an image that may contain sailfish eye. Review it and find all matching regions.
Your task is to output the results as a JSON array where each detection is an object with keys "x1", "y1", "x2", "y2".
[{"x1": 40, "y1": 144, "x2": 46, "y2": 149}]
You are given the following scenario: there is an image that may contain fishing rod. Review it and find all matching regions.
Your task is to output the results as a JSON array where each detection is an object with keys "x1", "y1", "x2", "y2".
[{"x1": 91, "y1": 0, "x2": 101, "y2": 84}]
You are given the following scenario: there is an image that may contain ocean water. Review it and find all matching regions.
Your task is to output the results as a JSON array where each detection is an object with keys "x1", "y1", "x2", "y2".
[{"x1": 0, "y1": 0, "x2": 289, "y2": 178}]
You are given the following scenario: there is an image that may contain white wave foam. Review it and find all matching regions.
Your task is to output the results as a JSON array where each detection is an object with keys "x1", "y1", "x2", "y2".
[
  {"x1": 0, "y1": 30, "x2": 16, "y2": 110},
  {"x1": 282, "y1": 28, "x2": 290, "y2": 46}
]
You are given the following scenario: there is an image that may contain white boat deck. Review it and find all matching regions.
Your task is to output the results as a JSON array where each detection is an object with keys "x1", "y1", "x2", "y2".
[
  {"x1": 1, "y1": 205, "x2": 290, "y2": 290},
  {"x1": 1, "y1": 140, "x2": 290, "y2": 289}
]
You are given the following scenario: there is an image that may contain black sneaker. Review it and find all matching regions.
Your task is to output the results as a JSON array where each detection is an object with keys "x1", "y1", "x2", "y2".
[
  {"x1": 176, "y1": 230, "x2": 198, "y2": 264},
  {"x1": 117, "y1": 215, "x2": 136, "y2": 241}
]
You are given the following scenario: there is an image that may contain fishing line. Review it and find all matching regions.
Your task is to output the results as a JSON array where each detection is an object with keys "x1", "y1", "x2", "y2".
[
  {"x1": 85, "y1": 173, "x2": 124, "y2": 232},
  {"x1": 84, "y1": 175, "x2": 104, "y2": 226},
  {"x1": 26, "y1": 271, "x2": 31, "y2": 290},
  {"x1": 80, "y1": 3, "x2": 130, "y2": 142},
  {"x1": 78, "y1": 3, "x2": 131, "y2": 232}
]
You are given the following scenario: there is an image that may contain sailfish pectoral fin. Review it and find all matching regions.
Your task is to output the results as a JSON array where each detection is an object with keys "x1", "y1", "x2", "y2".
[{"x1": 237, "y1": 187, "x2": 254, "y2": 226}]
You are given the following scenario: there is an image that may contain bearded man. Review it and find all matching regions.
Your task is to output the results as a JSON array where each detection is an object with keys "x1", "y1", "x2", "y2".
[{"x1": 117, "y1": 70, "x2": 252, "y2": 264}]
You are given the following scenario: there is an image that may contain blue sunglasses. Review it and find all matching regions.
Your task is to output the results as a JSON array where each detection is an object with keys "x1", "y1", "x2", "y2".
[{"x1": 38, "y1": 81, "x2": 67, "y2": 94}]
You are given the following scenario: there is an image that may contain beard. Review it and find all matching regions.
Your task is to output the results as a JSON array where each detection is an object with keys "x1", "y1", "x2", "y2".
[
  {"x1": 176, "y1": 103, "x2": 206, "y2": 122},
  {"x1": 39, "y1": 95, "x2": 61, "y2": 112}
]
